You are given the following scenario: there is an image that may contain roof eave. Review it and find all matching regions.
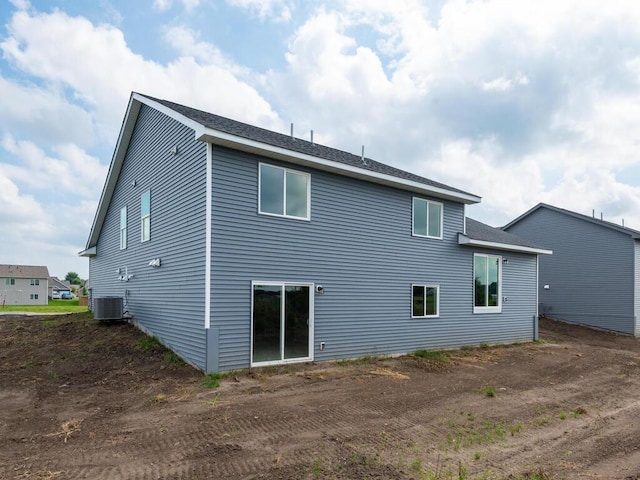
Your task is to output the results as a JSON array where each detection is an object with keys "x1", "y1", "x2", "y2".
[
  {"x1": 79, "y1": 246, "x2": 97, "y2": 257},
  {"x1": 196, "y1": 128, "x2": 481, "y2": 205},
  {"x1": 458, "y1": 233, "x2": 553, "y2": 255}
]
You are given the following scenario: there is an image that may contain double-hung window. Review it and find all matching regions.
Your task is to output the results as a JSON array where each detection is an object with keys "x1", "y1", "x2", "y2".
[
  {"x1": 259, "y1": 164, "x2": 310, "y2": 220},
  {"x1": 30, "y1": 294, "x2": 39, "y2": 300},
  {"x1": 412, "y1": 198, "x2": 443, "y2": 239},
  {"x1": 141, "y1": 191, "x2": 151, "y2": 242},
  {"x1": 412, "y1": 284, "x2": 440, "y2": 318},
  {"x1": 30, "y1": 279, "x2": 40, "y2": 286},
  {"x1": 474, "y1": 253, "x2": 502, "y2": 313},
  {"x1": 5, "y1": 278, "x2": 15, "y2": 286},
  {"x1": 120, "y1": 206, "x2": 127, "y2": 250}
]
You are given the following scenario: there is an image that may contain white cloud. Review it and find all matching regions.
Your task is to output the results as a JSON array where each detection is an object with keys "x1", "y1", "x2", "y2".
[
  {"x1": 0, "y1": 76, "x2": 96, "y2": 146},
  {"x1": 8, "y1": 0, "x2": 29, "y2": 10},
  {"x1": 0, "y1": 8, "x2": 281, "y2": 140},
  {"x1": 227, "y1": 0, "x2": 293, "y2": 22},
  {"x1": 153, "y1": 0, "x2": 200, "y2": 12},
  {"x1": 482, "y1": 73, "x2": 529, "y2": 92},
  {"x1": 1, "y1": 135, "x2": 107, "y2": 198}
]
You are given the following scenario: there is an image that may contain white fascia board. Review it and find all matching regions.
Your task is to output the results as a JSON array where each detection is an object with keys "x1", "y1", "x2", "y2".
[
  {"x1": 85, "y1": 96, "x2": 142, "y2": 249},
  {"x1": 132, "y1": 93, "x2": 203, "y2": 132},
  {"x1": 85, "y1": 93, "x2": 204, "y2": 250},
  {"x1": 458, "y1": 234, "x2": 553, "y2": 255},
  {"x1": 196, "y1": 127, "x2": 481, "y2": 205},
  {"x1": 78, "y1": 246, "x2": 97, "y2": 257}
]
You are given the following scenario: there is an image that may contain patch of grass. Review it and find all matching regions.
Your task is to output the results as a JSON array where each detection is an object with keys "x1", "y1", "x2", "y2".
[
  {"x1": 335, "y1": 355, "x2": 387, "y2": 366},
  {"x1": 536, "y1": 416, "x2": 550, "y2": 426},
  {"x1": 480, "y1": 342, "x2": 490, "y2": 349},
  {"x1": 0, "y1": 299, "x2": 88, "y2": 313},
  {"x1": 474, "y1": 452, "x2": 481, "y2": 460},
  {"x1": 478, "y1": 386, "x2": 496, "y2": 397},
  {"x1": 151, "y1": 394, "x2": 167, "y2": 403},
  {"x1": 441, "y1": 418, "x2": 511, "y2": 452},
  {"x1": 411, "y1": 458, "x2": 423, "y2": 473},
  {"x1": 414, "y1": 349, "x2": 450, "y2": 362},
  {"x1": 139, "y1": 335, "x2": 162, "y2": 351},
  {"x1": 164, "y1": 351, "x2": 186, "y2": 366},
  {"x1": 204, "y1": 373, "x2": 222, "y2": 388},
  {"x1": 41, "y1": 319, "x2": 61, "y2": 328},
  {"x1": 534, "y1": 338, "x2": 549, "y2": 344},
  {"x1": 560, "y1": 407, "x2": 587, "y2": 419},
  {"x1": 510, "y1": 423, "x2": 523, "y2": 436}
]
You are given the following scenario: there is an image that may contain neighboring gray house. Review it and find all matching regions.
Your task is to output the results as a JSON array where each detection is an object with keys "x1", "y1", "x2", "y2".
[
  {"x1": 0, "y1": 265, "x2": 49, "y2": 306},
  {"x1": 81, "y1": 92, "x2": 551, "y2": 373},
  {"x1": 504, "y1": 203, "x2": 640, "y2": 336},
  {"x1": 49, "y1": 277, "x2": 72, "y2": 298}
]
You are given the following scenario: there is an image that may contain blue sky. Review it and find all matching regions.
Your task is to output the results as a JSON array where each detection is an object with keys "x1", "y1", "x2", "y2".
[{"x1": 2, "y1": 0, "x2": 640, "y2": 279}]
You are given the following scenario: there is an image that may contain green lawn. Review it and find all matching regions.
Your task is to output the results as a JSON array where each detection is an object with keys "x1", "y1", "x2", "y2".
[{"x1": 0, "y1": 299, "x2": 88, "y2": 313}]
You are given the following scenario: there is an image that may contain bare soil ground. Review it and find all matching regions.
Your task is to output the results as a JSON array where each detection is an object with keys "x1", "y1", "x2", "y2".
[{"x1": 1, "y1": 313, "x2": 640, "y2": 480}]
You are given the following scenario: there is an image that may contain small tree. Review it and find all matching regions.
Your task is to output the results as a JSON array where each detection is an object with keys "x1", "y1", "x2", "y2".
[{"x1": 65, "y1": 272, "x2": 83, "y2": 285}]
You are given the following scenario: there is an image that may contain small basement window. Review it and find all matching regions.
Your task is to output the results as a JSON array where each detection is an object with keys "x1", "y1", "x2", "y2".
[{"x1": 412, "y1": 284, "x2": 440, "y2": 318}]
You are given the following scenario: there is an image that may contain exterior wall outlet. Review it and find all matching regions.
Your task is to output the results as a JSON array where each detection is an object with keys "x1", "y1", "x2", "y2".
[{"x1": 320, "y1": 342, "x2": 325, "y2": 351}]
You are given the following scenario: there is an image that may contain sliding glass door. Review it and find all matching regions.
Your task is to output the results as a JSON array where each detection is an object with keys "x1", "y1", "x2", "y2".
[{"x1": 252, "y1": 282, "x2": 313, "y2": 365}]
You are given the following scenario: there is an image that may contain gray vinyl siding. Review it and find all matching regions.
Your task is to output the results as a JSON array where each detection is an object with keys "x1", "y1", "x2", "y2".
[
  {"x1": 89, "y1": 105, "x2": 208, "y2": 368},
  {"x1": 635, "y1": 241, "x2": 640, "y2": 335},
  {"x1": 506, "y1": 208, "x2": 636, "y2": 335},
  {"x1": 209, "y1": 146, "x2": 538, "y2": 371}
]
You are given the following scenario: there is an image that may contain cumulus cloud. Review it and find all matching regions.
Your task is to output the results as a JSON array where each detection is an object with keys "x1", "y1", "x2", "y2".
[
  {"x1": 1, "y1": 8, "x2": 281, "y2": 142},
  {"x1": 266, "y1": 0, "x2": 640, "y2": 229},
  {"x1": 227, "y1": 0, "x2": 293, "y2": 22},
  {"x1": 0, "y1": 77, "x2": 96, "y2": 147},
  {"x1": 153, "y1": 0, "x2": 200, "y2": 12}
]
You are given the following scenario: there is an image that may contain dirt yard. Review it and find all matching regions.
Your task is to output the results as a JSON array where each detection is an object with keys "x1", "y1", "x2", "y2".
[{"x1": 1, "y1": 313, "x2": 640, "y2": 480}]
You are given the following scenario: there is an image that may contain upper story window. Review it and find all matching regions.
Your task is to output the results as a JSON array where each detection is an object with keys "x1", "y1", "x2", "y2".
[
  {"x1": 259, "y1": 163, "x2": 310, "y2": 220},
  {"x1": 5, "y1": 278, "x2": 15, "y2": 286},
  {"x1": 141, "y1": 190, "x2": 151, "y2": 242},
  {"x1": 474, "y1": 253, "x2": 502, "y2": 313},
  {"x1": 30, "y1": 279, "x2": 40, "y2": 286},
  {"x1": 412, "y1": 284, "x2": 440, "y2": 318},
  {"x1": 412, "y1": 198, "x2": 443, "y2": 239},
  {"x1": 120, "y1": 206, "x2": 127, "y2": 250}
]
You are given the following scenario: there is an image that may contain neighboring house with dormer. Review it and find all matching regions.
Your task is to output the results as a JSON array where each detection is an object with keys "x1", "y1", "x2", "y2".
[
  {"x1": 80, "y1": 93, "x2": 551, "y2": 373},
  {"x1": 504, "y1": 203, "x2": 640, "y2": 336},
  {"x1": 0, "y1": 265, "x2": 50, "y2": 306},
  {"x1": 48, "y1": 277, "x2": 72, "y2": 298}
]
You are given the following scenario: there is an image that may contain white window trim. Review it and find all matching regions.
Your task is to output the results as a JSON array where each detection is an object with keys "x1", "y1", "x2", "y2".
[
  {"x1": 412, "y1": 197, "x2": 444, "y2": 240},
  {"x1": 141, "y1": 190, "x2": 151, "y2": 243},
  {"x1": 411, "y1": 284, "x2": 440, "y2": 318},
  {"x1": 473, "y1": 253, "x2": 502, "y2": 314},
  {"x1": 258, "y1": 163, "x2": 311, "y2": 221},
  {"x1": 250, "y1": 280, "x2": 315, "y2": 367},
  {"x1": 120, "y1": 206, "x2": 127, "y2": 250}
]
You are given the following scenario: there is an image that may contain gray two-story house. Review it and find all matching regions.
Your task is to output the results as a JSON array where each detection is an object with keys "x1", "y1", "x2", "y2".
[
  {"x1": 505, "y1": 203, "x2": 640, "y2": 336},
  {"x1": 0, "y1": 264, "x2": 49, "y2": 306},
  {"x1": 81, "y1": 93, "x2": 551, "y2": 373}
]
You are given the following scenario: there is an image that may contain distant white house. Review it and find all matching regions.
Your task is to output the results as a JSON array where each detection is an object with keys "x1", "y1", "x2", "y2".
[{"x1": 0, "y1": 265, "x2": 50, "y2": 306}]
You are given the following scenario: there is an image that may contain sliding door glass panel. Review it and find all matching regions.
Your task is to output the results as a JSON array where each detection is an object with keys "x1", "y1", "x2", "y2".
[
  {"x1": 253, "y1": 285, "x2": 282, "y2": 362},
  {"x1": 284, "y1": 286, "x2": 309, "y2": 359}
]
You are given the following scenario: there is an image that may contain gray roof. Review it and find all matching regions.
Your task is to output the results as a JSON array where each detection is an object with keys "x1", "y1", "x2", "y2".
[
  {"x1": 82, "y1": 92, "x2": 481, "y2": 254},
  {"x1": 143, "y1": 94, "x2": 476, "y2": 198},
  {"x1": 0, "y1": 264, "x2": 50, "y2": 279},
  {"x1": 503, "y1": 203, "x2": 640, "y2": 239},
  {"x1": 465, "y1": 218, "x2": 549, "y2": 250}
]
